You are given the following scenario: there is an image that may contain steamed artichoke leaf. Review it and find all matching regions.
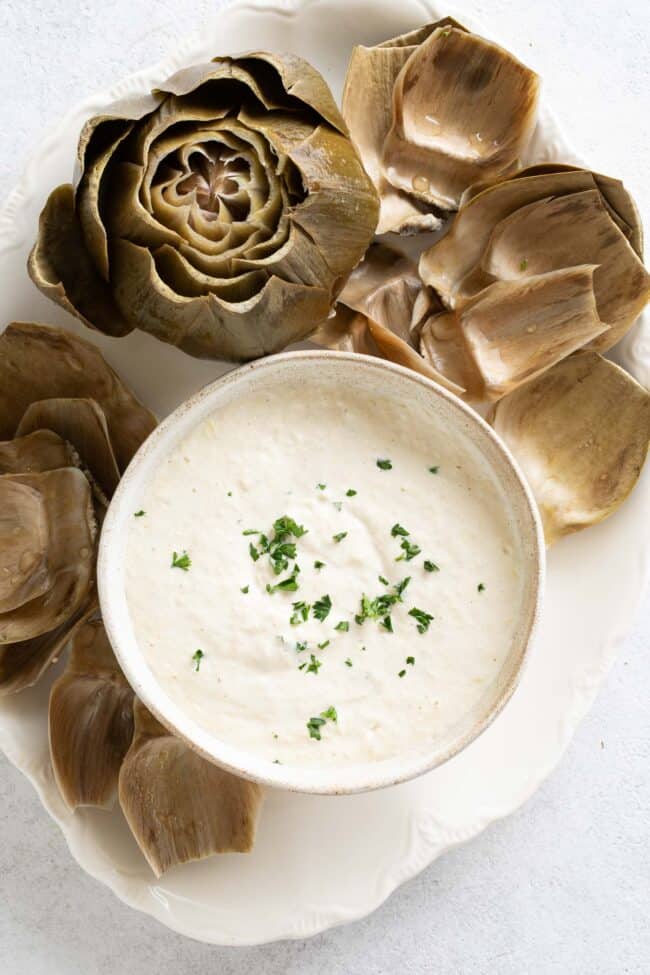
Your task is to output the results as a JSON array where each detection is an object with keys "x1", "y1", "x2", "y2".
[
  {"x1": 419, "y1": 311, "x2": 482, "y2": 397},
  {"x1": 27, "y1": 185, "x2": 133, "y2": 337},
  {"x1": 382, "y1": 27, "x2": 540, "y2": 211},
  {"x1": 455, "y1": 189, "x2": 650, "y2": 350},
  {"x1": 366, "y1": 317, "x2": 466, "y2": 395},
  {"x1": 338, "y1": 242, "x2": 422, "y2": 343},
  {"x1": 0, "y1": 430, "x2": 73, "y2": 476},
  {"x1": 457, "y1": 266, "x2": 608, "y2": 401},
  {"x1": 490, "y1": 352, "x2": 650, "y2": 543},
  {"x1": 49, "y1": 618, "x2": 134, "y2": 810},
  {"x1": 419, "y1": 169, "x2": 599, "y2": 305},
  {"x1": 0, "y1": 479, "x2": 50, "y2": 614},
  {"x1": 0, "y1": 469, "x2": 95, "y2": 644},
  {"x1": 118, "y1": 698, "x2": 264, "y2": 877},
  {"x1": 16, "y1": 398, "x2": 121, "y2": 499},
  {"x1": 0, "y1": 322, "x2": 156, "y2": 471},
  {"x1": 0, "y1": 596, "x2": 97, "y2": 697},
  {"x1": 153, "y1": 245, "x2": 268, "y2": 302}
]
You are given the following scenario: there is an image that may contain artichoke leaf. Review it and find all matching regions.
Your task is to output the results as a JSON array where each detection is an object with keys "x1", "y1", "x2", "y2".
[
  {"x1": 27, "y1": 185, "x2": 133, "y2": 337},
  {"x1": 16, "y1": 398, "x2": 120, "y2": 499},
  {"x1": 382, "y1": 27, "x2": 539, "y2": 212},
  {"x1": 0, "y1": 479, "x2": 49, "y2": 614},
  {"x1": 0, "y1": 430, "x2": 73, "y2": 476},
  {"x1": 490, "y1": 352, "x2": 650, "y2": 544},
  {"x1": 338, "y1": 242, "x2": 423, "y2": 344},
  {"x1": 118, "y1": 699, "x2": 264, "y2": 877},
  {"x1": 0, "y1": 596, "x2": 97, "y2": 697},
  {"x1": 0, "y1": 469, "x2": 95, "y2": 645},
  {"x1": 457, "y1": 265, "x2": 608, "y2": 401},
  {"x1": 454, "y1": 189, "x2": 650, "y2": 350},
  {"x1": 49, "y1": 618, "x2": 134, "y2": 810},
  {"x1": 419, "y1": 311, "x2": 482, "y2": 398},
  {"x1": 0, "y1": 322, "x2": 156, "y2": 471}
]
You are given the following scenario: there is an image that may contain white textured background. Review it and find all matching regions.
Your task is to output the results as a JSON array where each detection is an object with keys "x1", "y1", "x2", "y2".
[{"x1": 0, "y1": 1, "x2": 648, "y2": 972}]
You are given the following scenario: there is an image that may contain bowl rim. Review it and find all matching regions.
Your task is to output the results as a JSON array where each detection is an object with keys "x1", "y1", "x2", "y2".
[{"x1": 98, "y1": 349, "x2": 545, "y2": 795}]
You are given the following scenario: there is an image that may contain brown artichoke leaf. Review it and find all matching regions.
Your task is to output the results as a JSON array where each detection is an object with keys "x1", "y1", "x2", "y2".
[
  {"x1": 110, "y1": 238, "x2": 331, "y2": 360},
  {"x1": 0, "y1": 595, "x2": 98, "y2": 697},
  {"x1": 0, "y1": 322, "x2": 156, "y2": 471},
  {"x1": 381, "y1": 27, "x2": 539, "y2": 212},
  {"x1": 338, "y1": 242, "x2": 423, "y2": 343},
  {"x1": 49, "y1": 618, "x2": 134, "y2": 810},
  {"x1": 454, "y1": 189, "x2": 650, "y2": 351},
  {"x1": 27, "y1": 185, "x2": 133, "y2": 337},
  {"x1": 0, "y1": 469, "x2": 95, "y2": 645},
  {"x1": 490, "y1": 352, "x2": 650, "y2": 544},
  {"x1": 366, "y1": 317, "x2": 466, "y2": 395},
  {"x1": 419, "y1": 168, "x2": 602, "y2": 305},
  {"x1": 419, "y1": 311, "x2": 482, "y2": 398},
  {"x1": 118, "y1": 699, "x2": 264, "y2": 877},
  {"x1": 0, "y1": 479, "x2": 49, "y2": 614},
  {"x1": 0, "y1": 430, "x2": 73, "y2": 475},
  {"x1": 16, "y1": 398, "x2": 120, "y2": 500},
  {"x1": 457, "y1": 266, "x2": 608, "y2": 401}
]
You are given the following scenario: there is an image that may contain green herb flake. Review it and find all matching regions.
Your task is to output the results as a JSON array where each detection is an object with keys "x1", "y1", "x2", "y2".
[
  {"x1": 192, "y1": 649, "x2": 204, "y2": 672},
  {"x1": 290, "y1": 600, "x2": 311, "y2": 625},
  {"x1": 409, "y1": 607, "x2": 434, "y2": 634},
  {"x1": 424, "y1": 560, "x2": 440, "y2": 573},
  {"x1": 345, "y1": 658, "x2": 353, "y2": 667},
  {"x1": 333, "y1": 531, "x2": 348, "y2": 544},
  {"x1": 314, "y1": 560, "x2": 326, "y2": 570},
  {"x1": 346, "y1": 489, "x2": 357, "y2": 497},
  {"x1": 478, "y1": 582, "x2": 486, "y2": 592},
  {"x1": 376, "y1": 458, "x2": 392, "y2": 470},
  {"x1": 242, "y1": 528, "x2": 260, "y2": 536},
  {"x1": 428, "y1": 465, "x2": 440, "y2": 474},
  {"x1": 316, "y1": 483, "x2": 326, "y2": 491},
  {"x1": 249, "y1": 543, "x2": 259, "y2": 562},
  {"x1": 266, "y1": 569, "x2": 300, "y2": 594},
  {"x1": 295, "y1": 641, "x2": 308, "y2": 654},
  {"x1": 227, "y1": 491, "x2": 232, "y2": 497},
  {"x1": 133, "y1": 510, "x2": 145, "y2": 517},
  {"x1": 396, "y1": 538, "x2": 421, "y2": 562},
  {"x1": 307, "y1": 716, "x2": 326, "y2": 740},
  {"x1": 306, "y1": 654, "x2": 322, "y2": 675},
  {"x1": 240, "y1": 585, "x2": 249, "y2": 594},
  {"x1": 381, "y1": 615, "x2": 393, "y2": 632},
  {"x1": 394, "y1": 576, "x2": 411, "y2": 599},
  {"x1": 171, "y1": 550, "x2": 191, "y2": 571},
  {"x1": 273, "y1": 759, "x2": 282, "y2": 764},
  {"x1": 317, "y1": 639, "x2": 330, "y2": 650},
  {"x1": 519, "y1": 258, "x2": 528, "y2": 271},
  {"x1": 378, "y1": 575, "x2": 389, "y2": 586},
  {"x1": 391, "y1": 523, "x2": 409, "y2": 537},
  {"x1": 406, "y1": 656, "x2": 415, "y2": 666},
  {"x1": 321, "y1": 705, "x2": 338, "y2": 722},
  {"x1": 335, "y1": 620, "x2": 350, "y2": 632},
  {"x1": 398, "y1": 669, "x2": 406, "y2": 678},
  {"x1": 313, "y1": 594, "x2": 332, "y2": 622}
]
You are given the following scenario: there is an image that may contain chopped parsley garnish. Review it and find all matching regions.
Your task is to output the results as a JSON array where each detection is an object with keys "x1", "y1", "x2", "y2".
[
  {"x1": 378, "y1": 575, "x2": 389, "y2": 586},
  {"x1": 307, "y1": 716, "x2": 326, "y2": 740},
  {"x1": 381, "y1": 615, "x2": 393, "y2": 632},
  {"x1": 313, "y1": 594, "x2": 332, "y2": 621},
  {"x1": 273, "y1": 759, "x2": 281, "y2": 764},
  {"x1": 396, "y1": 538, "x2": 421, "y2": 562},
  {"x1": 346, "y1": 489, "x2": 357, "y2": 497},
  {"x1": 519, "y1": 258, "x2": 528, "y2": 271},
  {"x1": 478, "y1": 582, "x2": 486, "y2": 592},
  {"x1": 299, "y1": 653, "x2": 321, "y2": 675},
  {"x1": 345, "y1": 658, "x2": 353, "y2": 667},
  {"x1": 227, "y1": 491, "x2": 232, "y2": 497},
  {"x1": 290, "y1": 600, "x2": 310, "y2": 625},
  {"x1": 316, "y1": 483, "x2": 326, "y2": 491},
  {"x1": 428, "y1": 466, "x2": 440, "y2": 474},
  {"x1": 317, "y1": 639, "x2": 330, "y2": 650},
  {"x1": 332, "y1": 531, "x2": 347, "y2": 543},
  {"x1": 394, "y1": 576, "x2": 411, "y2": 598},
  {"x1": 295, "y1": 641, "x2": 308, "y2": 653},
  {"x1": 398, "y1": 669, "x2": 406, "y2": 678},
  {"x1": 249, "y1": 542, "x2": 260, "y2": 562},
  {"x1": 133, "y1": 510, "x2": 145, "y2": 517},
  {"x1": 171, "y1": 550, "x2": 191, "y2": 571},
  {"x1": 266, "y1": 569, "x2": 300, "y2": 594},
  {"x1": 242, "y1": 528, "x2": 260, "y2": 536},
  {"x1": 273, "y1": 516, "x2": 307, "y2": 539},
  {"x1": 247, "y1": 516, "x2": 307, "y2": 580},
  {"x1": 241, "y1": 585, "x2": 249, "y2": 594},
  {"x1": 409, "y1": 607, "x2": 434, "y2": 633},
  {"x1": 335, "y1": 620, "x2": 350, "y2": 632},
  {"x1": 321, "y1": 705, "x2": 338, "y2": 722},
  {"x1": 376, "y1": 458, "x2": 392, "y2": 470},
  {"x1": 406, "y1": 656, "x2": 415, "y2": 666},
  {"x1": 314, "y1": 560, "x2": 326, "y2": 570},
  {"x1": 192, "y1": 649, "x2": 204, "y2": 671},
  {"x1": 391, "y1": 523, "x2": 409, "y2": 537},
  {"x1": 424, "y1": 560, "x2": 440, "y2": 573}
]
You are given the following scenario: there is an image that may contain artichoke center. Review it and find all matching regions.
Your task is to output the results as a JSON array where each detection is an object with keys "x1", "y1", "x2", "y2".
[{"x1": 177, "y1": 145, "x2": 250, "y2": 222}]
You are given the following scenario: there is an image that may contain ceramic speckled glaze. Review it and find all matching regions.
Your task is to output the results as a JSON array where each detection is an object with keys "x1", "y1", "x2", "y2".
[{"x1": 0, "y1": 0, "x2": 648, "y2": 947}]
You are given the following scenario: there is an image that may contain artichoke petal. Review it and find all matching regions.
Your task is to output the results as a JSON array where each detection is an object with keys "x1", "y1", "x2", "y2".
[
  {"x1": 0, "y1": 470, "x2": 95, "y2": 645},
  {"x1": 490, "y1": 352, "x2": 650, "y2": 544},
  {"x1": 16, "y1": 398, "x2": 120, "y2": 499},
  {"x1": 49, "y1": 618, "x2": 134, "y2": 810},
  {"x1": 118, "y1": 699, "x2": 264, "y2": 877},
  {"x1": 27, "y1": 185, "x2": 133, "y2": 337},
  {"x1": 338, "y1": 242, "x2": 423, "y2": 344},
  {"x1": 0, "y1": 479, "x2": 50, "y2": 614},
  {"x1": 0, "y1": 430, "x2": 73, "y2": 475},
  {"x1": 381, "y1": 27, "x2": 539, "y2": 211},
  {"x1": 0, "y1": 322, "x2": 156, "y2": 471},
  {"x1": 419, "y1": 311, "x2": 482, "y2": 398},
  {"x1": 457, "y1": 266, "x2": 608, "y2": 401}
]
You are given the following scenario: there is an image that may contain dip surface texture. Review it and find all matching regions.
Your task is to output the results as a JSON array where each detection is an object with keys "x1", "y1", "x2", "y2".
[{"x1": 126, "y1": 382, "x2": 525, "y2": 768}]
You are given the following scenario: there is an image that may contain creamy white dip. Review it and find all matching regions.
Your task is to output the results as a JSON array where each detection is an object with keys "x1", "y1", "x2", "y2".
[{"x1": 126, "y1": 382, "x2": 525, "y2": 768}]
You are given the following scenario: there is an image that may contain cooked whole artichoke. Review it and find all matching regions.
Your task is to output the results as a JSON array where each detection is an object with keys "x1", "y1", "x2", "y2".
[
  {"x1": 0, "y1": 322, "x2": 155, "y2": 694},
  {"x1": 28, "y1": 53, "x2": 379, "y2": 361},
  {"x1": 342, "y1": 20, "x2": 539, "y2": 233}
]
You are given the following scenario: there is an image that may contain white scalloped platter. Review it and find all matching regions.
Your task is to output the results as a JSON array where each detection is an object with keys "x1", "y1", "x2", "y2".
[{"x1": 0, "y1": 0, "x2": 648, "y2": 947}]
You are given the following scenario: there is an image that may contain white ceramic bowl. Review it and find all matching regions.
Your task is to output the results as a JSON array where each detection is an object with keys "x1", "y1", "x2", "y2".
[{"x1": 98, "y1": 351, "x2": 544, "y2": 794}]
